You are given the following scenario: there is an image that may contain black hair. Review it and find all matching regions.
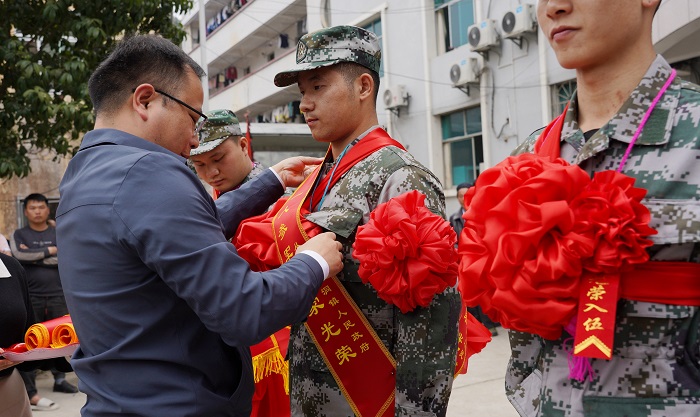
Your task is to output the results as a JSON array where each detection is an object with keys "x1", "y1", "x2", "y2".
[
  {"x1": 456, "y1": 182, "x2": 472, "y2": 191},
  {"x1": 336, "y1": 62, "x2": 381, "y2": 105},
  {"x1": 23, "y1": 193, "x2": 49, "y2": 209},
  {"x1": 88, "y1": 34, "x2": 206, "y2": 116}
]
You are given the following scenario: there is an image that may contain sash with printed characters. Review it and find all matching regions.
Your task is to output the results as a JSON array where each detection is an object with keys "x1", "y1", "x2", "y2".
[{"x1": 274, "y1": 129, "x2": 402, "y2": 417}]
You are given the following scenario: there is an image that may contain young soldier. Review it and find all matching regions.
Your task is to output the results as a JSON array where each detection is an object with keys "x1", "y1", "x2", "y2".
[
  {"x1": 235, "y1": 25, "x2": 461, "y2": 416},
  {"x1": 506, "y1": 1, "x2": 700, "y2": 416},
  {"x1": 190, "y1": 109, "x2": 265, "y2": 197}
]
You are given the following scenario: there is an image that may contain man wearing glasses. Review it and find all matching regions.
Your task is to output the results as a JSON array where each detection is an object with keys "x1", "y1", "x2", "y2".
[{"x1": 56, "y1": 34, "x2": 343, "y2": 417}]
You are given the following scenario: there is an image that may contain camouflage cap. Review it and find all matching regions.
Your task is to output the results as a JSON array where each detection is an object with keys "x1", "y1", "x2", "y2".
[
  {"x1": 274, "y1": 25, "x2": 381, "y2": 87},
  {"x1": 190, "y1": 109, "x2": 242, "y2": 157}
]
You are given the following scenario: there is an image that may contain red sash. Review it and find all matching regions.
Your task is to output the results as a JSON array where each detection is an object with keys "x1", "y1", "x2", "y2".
[
  {"x1": 235, "y1": 129, "x2": 404, "y2": 271},
  {"x1": 621, "y1": 262, "x2": 700, "y2": 305}
]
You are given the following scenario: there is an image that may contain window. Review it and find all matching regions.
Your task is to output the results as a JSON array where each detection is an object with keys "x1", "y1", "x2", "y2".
[
  {"x1": 552, "y1": 80, "x2": 576, "y2": 118},
  {"x1": 436, "y1": 0, "x2": 475, "y2": 51},
  {"x1": 442, "y1": 107, "x2": 483, "y2": 187},
  {"x1": 362, "y1": 18, "x2": 384, "y2": 77}
]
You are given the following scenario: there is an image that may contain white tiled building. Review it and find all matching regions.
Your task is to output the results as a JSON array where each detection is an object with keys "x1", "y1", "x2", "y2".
[{"x1": 180, "y1": 0, "x2": 700, "y2": 213}]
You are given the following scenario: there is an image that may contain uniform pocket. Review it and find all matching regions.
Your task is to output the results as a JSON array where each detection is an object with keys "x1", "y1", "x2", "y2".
[
  {"x1": 583, "y1": 396, "x2": 700, "y2": 417},
  {"x1": 396, "y1": 403, "x2": 437, "y2": 417},
  {"x1": 506, "y1": 368, "x2": 542, "y2": 417}
]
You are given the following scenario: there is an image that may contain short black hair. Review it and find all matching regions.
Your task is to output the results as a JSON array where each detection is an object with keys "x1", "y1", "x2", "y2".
[
  {"x1": 456, "y1": 182, "x2": 472, "y2": 191},
  {"x1": 336, "y1": 62, "x2": 381, "y2": 105},
  {"x1": 88, "y1": 34, "x2": 206, "y2": 116},
  {"x1": 24, "y1": 193, "x2": 48, "y2": 209}
]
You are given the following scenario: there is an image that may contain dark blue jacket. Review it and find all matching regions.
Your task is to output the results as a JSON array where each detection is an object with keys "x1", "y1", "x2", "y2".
[{"x1": 56, "y1": 129, "x2": 324, "y2": 416}]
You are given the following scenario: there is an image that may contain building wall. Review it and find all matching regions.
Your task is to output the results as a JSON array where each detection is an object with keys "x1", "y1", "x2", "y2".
[
  {"x1": 0, "y1": 152, "x2": 69, "y2": 241},
  {"x1": 181, "y1": 0, "x2": 700, "y2": 217}
]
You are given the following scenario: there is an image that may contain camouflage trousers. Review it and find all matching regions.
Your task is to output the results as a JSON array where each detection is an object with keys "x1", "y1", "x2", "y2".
[{"x1": 506, "y1": 300, "x2": 700, "y2": 417}]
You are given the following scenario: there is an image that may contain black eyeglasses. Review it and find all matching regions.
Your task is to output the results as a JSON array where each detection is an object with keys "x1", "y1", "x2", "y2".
[
  {"x1": 132, "y1": 87, "x2": 208, "y2": 134},
  {"x1": 154, "y1": 89, "x2": 208, "y2": 135}
]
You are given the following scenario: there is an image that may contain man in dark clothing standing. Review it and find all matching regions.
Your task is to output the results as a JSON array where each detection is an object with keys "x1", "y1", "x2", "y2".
[{"x1": 11, "y1": 193, "x2": 77, "y2": 411}]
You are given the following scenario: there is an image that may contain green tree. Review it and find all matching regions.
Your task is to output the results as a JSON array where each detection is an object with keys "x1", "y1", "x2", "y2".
[{"x1": 0, "y1": 0, "x2": 193, "y2": 178}]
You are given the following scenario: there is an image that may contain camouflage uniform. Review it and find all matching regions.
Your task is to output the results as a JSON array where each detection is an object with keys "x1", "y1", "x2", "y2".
[
  {"x1": 507, "y1": 55, "x2": 700, "y2": 417},
  {"x1": 239, "y1": 162, "x2": 265, "y2": 188},
  {"x1": 276, "y1": 25, "x2": 461, "y2": 417},
  {"x1": 288, "y1": 138, "x2": 461, "y2": 417}
]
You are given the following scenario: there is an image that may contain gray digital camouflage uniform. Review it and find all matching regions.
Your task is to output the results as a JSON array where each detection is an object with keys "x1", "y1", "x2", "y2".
[
  {"x1": 507, "y1": 55, "x2": 700, "y2": 417},
  {"x1": 289, "y1": 136, "x2": 461, "y2": 417}
]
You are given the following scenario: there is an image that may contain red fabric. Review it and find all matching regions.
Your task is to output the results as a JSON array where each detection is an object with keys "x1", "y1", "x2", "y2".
[
  {"x1": 3, "y1": 343, "x2": 28, "y2": 354},
  {"x1": 250, "y1": 327, "x2": 290, "y2": 358},
  {"x1": 464, "y1": 309, "x2": 492, "y2": 365},
  {"x1": 234, "y1": 128, "x2": 404, "y2": 271},
  {"x1": 534, "y1": 102, "x2": 568, "y2": 158},
  {"x1": 250, "y1": 372, "x2": 290, "y2": 417},
  {"x1": 352, "y1": 190, "x2": 458, "y2": 313},
  {"x1": 572, "y1": 171, "x2": 655, "y2": 274},
  {"x1": 457, "y1": 153, "x2": 656, "y2": 340},
  {"x1": 454, "y1": 302, "x2": 492, "y2": 375},
  {"x1": 621, "y1": 262, "x2": 700, "y2": 305}
]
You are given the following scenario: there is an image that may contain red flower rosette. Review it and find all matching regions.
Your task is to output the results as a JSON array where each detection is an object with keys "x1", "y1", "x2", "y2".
[
  {"x1": 352, "y1": 190, "x2": 458, "y2": 313},
  {"x1": 571, "y1": 171, "x2": 655, "y2": 274},
  {"x1": 458, "y1": 153, "x2": 656, "y2": 340}
]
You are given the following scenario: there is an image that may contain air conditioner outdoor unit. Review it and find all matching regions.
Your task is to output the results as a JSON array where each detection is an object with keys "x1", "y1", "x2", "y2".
[
  {"x1": 468, "y1": 19, "x2": 500, "y2": 52},
  {"x1": 383, "y1": 85, "x2": 408, "y2": 109},
  {"x1": 501, "y1": 4, "x2": 537, "y2": 39},
  {"x1": 450, "y1": 57, "x2": 480, "y2": 87}
]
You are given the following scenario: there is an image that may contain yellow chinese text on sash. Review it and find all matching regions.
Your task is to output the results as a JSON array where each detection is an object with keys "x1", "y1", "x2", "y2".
[{"x1": 272, "y1": 162, "x2": 397, "y2": 417}]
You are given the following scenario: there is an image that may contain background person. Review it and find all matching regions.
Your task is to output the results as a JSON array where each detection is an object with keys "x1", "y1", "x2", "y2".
[
  {"x1": 0, "y1": 233, "x2": 11, "y2": 256},
  {"x1": 191, "y1": 109, "x2": 291, "y2": 417},
  {"x1": 11, "y1": 193, "x2": 77, "y2": 410},
  {"x1": 56, "y1": 34, "x2": 343, "y2": 417},
  {"x1": 190, "y1": 109, "x2": 265, "y2": 197}
]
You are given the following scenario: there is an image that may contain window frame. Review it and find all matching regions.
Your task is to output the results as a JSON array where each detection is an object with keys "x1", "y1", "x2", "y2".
[
  {"x1": 435, "y1": 0, "x2": 476, "y2": 52},
  {"x1": 441, "y1": 106, "x2": 483, "y2": 189}
]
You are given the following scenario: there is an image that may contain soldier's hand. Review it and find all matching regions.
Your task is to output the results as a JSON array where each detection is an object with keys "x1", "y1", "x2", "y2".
[
  {"x1": 272, "y1": 156, "x2": 323, "y2": 188},
  {"x1": 298, "y1": 232, "x2": 343, "y2": 279}
]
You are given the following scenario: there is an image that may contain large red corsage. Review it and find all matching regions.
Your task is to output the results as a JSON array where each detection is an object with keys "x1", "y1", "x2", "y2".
[
  {"x1": 458, "y1": 153, "x2": 656, "y2": 340},
  {"x1": 352, "y1": 190, "x2": 458, "y2": 313}
]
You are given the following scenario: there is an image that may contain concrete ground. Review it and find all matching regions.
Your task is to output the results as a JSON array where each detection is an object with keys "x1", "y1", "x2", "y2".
[{"x1": 34, "y1": 330, "x2": 519, "y2": 416}]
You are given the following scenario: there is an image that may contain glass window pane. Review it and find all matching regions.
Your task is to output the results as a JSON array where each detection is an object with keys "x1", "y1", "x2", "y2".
[
  {"x1": 363, "y1": 19, "x2": 384, "y2": 77},
  {"x1": 450, "y1": 139, "x2": 476, "y2": 185},
  {"x1": 373, "y1": 21, "x2": 382, "y2": 37},
  {"x1": 449, "y1": 0, "x2": 474, "y2": 48},
  {"x1": 466, "y1": 107, "x2": 481, "y2": 135},
  {"x1": 449, "y1": 3, "x2": 463, "y2": 48},
  {"x1": 441, "y1": 112, "x2": 465, "y2": 139}
]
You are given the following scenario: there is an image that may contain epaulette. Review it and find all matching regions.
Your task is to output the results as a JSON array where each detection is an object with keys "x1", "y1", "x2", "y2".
[{"x1": 678, "y1": 78, "x2": 700, "y2": 94}]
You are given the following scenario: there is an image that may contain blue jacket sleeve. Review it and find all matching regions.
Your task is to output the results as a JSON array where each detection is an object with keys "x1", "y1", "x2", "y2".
[
  {"x1": 114, "y1": 155, "x2": 323, "y2": 347},
  {"x1": 215, "y1": 169, "x2": 284, "y2": 240}
]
